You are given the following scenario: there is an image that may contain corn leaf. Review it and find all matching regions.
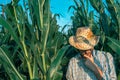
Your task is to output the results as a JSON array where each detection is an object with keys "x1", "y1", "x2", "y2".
[
  {"x1": 107, "y1": 37, "x2": 120, "y2": 55},
  {"x1": 0, "y1": 47, "x2": 23, "y2": 80},
  {"x1": 0, "y1": 16, "x2": 19, "y2": 44},
  {"x1": 47, "y1": 45, "x2": 70, "y2": 80},
  {"x1": 32, "y1": 58, "x2": 39, "y2": 79},
  {"x1": 53, "y1": 71, "x2": 63, "y2": 80}
]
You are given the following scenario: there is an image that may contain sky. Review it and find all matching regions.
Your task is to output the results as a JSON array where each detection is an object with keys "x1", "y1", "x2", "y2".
[
  {"x1": 0, "y1": 0, "x2": 74, "y2": 27},
  {"x1": 50, "y1": 0, "x2": 74, "y2": 27}
]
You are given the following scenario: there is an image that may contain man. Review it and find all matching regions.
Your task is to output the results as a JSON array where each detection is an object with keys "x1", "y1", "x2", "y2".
[{"x1": 66, "y1": 27, "x2": 117, "y2": 80}]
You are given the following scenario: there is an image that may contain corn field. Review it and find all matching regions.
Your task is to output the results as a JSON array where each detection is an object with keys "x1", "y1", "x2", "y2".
[{"x1": 0, "y1": 0, "x2": 120, "y2": 80}]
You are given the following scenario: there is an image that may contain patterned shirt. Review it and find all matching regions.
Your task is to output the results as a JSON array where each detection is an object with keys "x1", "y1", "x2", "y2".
[{"x1": 66, "y1": 50, "x2": 117, "y2": 80}]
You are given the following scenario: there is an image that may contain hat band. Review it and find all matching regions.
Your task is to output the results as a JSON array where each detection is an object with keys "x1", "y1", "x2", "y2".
[{"x1": 76, "y1": 36, "x2": 94, "y2": 47}]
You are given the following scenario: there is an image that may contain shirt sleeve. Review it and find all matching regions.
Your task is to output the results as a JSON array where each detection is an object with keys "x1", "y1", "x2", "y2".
[
  {"x1": 66, "y1": 58, "x2": 74, "y2": 80},
  {"x1": 104, "y1": 52, "x2": 117, "y2": 80}
]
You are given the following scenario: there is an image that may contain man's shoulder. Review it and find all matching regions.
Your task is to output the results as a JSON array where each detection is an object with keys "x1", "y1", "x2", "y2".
[
  {"x1": 94, "y1": 49, "x2": 106, "y2": 53},
  {"x1": 94, "y1": 50, "x2": 113, "y2": 58}
]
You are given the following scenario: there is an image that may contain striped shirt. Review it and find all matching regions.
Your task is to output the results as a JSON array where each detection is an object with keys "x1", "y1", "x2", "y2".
[{"x1": 66, "y1": 50, "x2": 117, "y2": 80}]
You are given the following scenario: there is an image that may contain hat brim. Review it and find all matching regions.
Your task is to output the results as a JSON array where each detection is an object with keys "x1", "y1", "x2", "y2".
[{"x1": 69, "y1": 36, "x2": 99, "y2": 50}]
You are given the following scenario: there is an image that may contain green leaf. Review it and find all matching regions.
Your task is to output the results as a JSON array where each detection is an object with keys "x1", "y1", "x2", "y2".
[
  {"x1": 47, "y1": 45, "x2": 70, "y2": 80},
  {"x1": 53, "y1": 71, "x2": 63, "y2": 80},
  {"x1": 12, "y1": 0, "x2": 20, "y2": 6},
  {"x1": 33, "y1": 58, "x2": 38, "y2": 79},
  {"x1": 118, "y1": 73, "x2": 120, "y2": 80},
  {"x1": 0, "y1": 47, "x2": 23, "y2": 80},
  {"x1": 107, "y1": 37, "x2": 120, "y2": 55},
  {"x1": 0, "y1": 16, "x2": 19, "y2": 44}
]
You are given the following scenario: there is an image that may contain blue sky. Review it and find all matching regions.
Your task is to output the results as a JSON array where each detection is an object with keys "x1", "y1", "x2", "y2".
[
  {"x1": 0, "y1": 0, "x2": 74, "y2": 27},
  {"x1": 50, "y1": 0, "x2": 74, "y2": 27}
]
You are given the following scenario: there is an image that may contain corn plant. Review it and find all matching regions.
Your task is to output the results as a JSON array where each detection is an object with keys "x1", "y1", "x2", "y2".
[
  {"x1": 0, "y1": 0, "x2": 69, "y2": 80},
  {"x1": 67, "y1": 0, "x2": 120, "y2": 79}
]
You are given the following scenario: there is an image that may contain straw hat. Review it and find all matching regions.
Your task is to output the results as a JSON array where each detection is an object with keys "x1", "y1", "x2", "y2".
[{"x1": 69, "y1": 27, "x2": 100, "y2": 50}]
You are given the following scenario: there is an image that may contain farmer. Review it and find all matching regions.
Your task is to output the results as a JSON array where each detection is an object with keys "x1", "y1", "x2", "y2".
[{"x1": 66, "y1": 27, "x2": 117, "y2": 80}]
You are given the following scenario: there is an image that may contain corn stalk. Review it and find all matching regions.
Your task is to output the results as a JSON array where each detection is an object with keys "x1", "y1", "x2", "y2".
[{"x1": 0, "y1": 0, "x2": 69, "y2": 80}]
